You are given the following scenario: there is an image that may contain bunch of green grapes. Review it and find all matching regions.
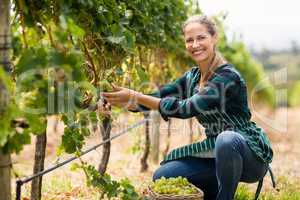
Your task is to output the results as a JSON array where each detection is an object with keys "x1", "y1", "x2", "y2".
[{"x1": 151, "y1": 176, "x2": 198, "y2": 195}]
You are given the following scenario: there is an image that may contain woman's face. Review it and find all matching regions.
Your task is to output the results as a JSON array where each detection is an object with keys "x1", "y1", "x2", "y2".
[{"x1": 184, "y1": 22, "x2": 217, "y2": 65}]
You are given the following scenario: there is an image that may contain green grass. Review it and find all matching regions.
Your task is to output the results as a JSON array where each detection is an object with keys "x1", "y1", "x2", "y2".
[
  {"x1": 14, "y1": 173, "x2": 300, "y2": 200},
  {"x1": 235, "y1": 176, "x2": 300, "y2": 200}
]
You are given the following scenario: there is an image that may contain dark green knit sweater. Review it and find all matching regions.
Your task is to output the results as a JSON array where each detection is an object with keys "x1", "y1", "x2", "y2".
[{"x1": 133, "y1": 63, "x2": 273, "y2": 164}]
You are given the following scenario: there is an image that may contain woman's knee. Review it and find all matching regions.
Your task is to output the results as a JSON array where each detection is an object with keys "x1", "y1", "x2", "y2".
[
  {"x1": 215, "y1": 131, "x2": 244, "y2": 152},
  {"x1": 152, "y1": 167, "x2": 164, "y2": 181},
  {"x1": 152, "y1": 162, "x2": 177, "y2": 181},
  {"x1": 152, "y1": 158, "x2": 199, "y2": 181}
]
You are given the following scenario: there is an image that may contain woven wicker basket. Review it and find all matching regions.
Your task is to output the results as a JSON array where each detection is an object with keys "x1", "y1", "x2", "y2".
[{"x1": 148, "y1": 184, "x2": 204, "y2": 200}]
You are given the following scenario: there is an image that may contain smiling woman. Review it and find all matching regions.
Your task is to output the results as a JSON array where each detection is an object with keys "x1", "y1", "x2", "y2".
[
  {"x1": 183, "y1": 16, "x2": 218, "y2": 63},
  {"x1": 182, "y1": 15, "x2": 226, "y2": 89},
  {"x1": 100, "y1": 15, "x2": 274, "y2": 200}
]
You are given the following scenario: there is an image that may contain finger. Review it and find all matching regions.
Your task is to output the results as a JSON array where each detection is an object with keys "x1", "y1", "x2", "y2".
[
  {"x1": 103, "y1": 110, "x2": 111, "y2": 115},
  {"x1": 105, "y1": 99, "x2": 120, "y2": 104},
  {"x1": 102, "y1": 91, "x2": 120, "y2": 98},
  {"x1": 104, "y1": 99, "x2": 117, "y2": 106},
  {"x1": 110, "y1": 101, "x2": 132, "y2": 108},
  {"x1": 97, "y1": 99, "x2": 105, "y2": 106},
  {"x1": 106, "y1": 100, "x2": 123, "y2": 107},
  {"x1": 103, "y1": 97, "x2": 118, "y2": 103},
  {"x1": 106, "y1": 97, "x2": 130, "y2": 104},
  {"x1": 111, "y1": 84, "x2": 122, "y2": 91},
  {"x1": 104, "y1": 104, "x2": 111, "y2": 110},
  {"x1": 97, "y1": 105, "x2": 104, "y2": 112}
]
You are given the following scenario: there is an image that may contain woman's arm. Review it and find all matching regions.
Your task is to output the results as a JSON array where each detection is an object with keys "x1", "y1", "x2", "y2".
[
  {"x1": 101, "y1": 69, "x2": 190, "y2": 112},
  {"x1": 102, "y1": 68, "x2": 240, "y2": 121},
  {"x1": 102, "y1": 68, "x2": 240, "y2": 120},
  {"x1": 102, "y1": 68, "x2": 239, "y2": 119},
  {"x1": 101, "y1": 86, "x2": 161, "y2": 111},
  {"x1": 157, "y1": 68, "x2": 241, "y2": 121},
  {"x1": 135, "y1": 92, "x2": 161, "y2": 110},
  {"x1": 126, "y1": 70, "x2": 189, "y2": 112}
]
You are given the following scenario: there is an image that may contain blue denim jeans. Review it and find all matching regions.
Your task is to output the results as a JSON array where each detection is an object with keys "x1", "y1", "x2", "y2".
[{"x1": 153, "y1": 131, "x2": 268, "y2": 200}]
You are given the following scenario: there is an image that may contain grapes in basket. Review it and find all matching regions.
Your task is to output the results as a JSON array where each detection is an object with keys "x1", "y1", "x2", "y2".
[{"x1": 151, "y1": 176, "x2": 198, "y2": 195}]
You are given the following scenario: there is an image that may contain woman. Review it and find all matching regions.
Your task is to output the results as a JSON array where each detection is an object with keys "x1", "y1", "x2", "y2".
[{"x1": 99, "y1": 15, "x2": 274, "y2": 200}]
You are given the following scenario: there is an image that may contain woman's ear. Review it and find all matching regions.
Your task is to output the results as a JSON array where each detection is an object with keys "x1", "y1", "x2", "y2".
[{"x1": 213, "y1": 33, "x2": 218, "y2": 44}]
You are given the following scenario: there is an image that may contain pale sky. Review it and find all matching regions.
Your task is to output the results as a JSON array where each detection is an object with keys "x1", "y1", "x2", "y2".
[{"x1": 198, "y1": 0, "x2": 300, "y2": 50}]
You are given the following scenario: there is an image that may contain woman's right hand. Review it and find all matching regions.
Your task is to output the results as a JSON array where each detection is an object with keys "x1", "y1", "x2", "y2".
[{"x1": 96, "y1": 99, "x2": 111, "y2": 117}]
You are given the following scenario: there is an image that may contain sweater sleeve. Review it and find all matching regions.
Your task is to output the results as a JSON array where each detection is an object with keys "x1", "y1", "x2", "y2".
[
  {"x1": 158, "y1": 69, "x2": 240, "y2": 121},
  {"x1": 129, "y1": 70, "x2": 188, "y2": 113}
]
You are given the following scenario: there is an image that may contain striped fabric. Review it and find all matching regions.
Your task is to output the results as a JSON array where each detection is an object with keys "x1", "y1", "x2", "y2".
[{"x1": 134, "y1": 63, "x2": 273, "y2": 164}]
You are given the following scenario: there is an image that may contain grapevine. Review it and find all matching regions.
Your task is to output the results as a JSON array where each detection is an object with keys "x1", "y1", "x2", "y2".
[{"x1": 0, "y1": 0, "x2": 275, "y2": 199}]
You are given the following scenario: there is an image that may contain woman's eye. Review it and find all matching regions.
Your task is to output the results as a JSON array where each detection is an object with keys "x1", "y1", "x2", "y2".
[
  {"x1": 186, "y1": 39, "x2": 193, "y2": 43},
  {"x1": 197, "y1": 36, "x2": 205, "y2": 40}
]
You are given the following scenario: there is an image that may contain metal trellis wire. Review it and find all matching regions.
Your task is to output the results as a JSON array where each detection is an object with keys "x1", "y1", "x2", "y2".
[{"x1": 15, "y1": 117, "x2": 149, "y2": 200}]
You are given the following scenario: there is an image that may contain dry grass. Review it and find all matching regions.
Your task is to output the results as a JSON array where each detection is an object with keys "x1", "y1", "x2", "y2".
[{"x1": 11, "y1": 107, "x2": 300, "y2": 199}]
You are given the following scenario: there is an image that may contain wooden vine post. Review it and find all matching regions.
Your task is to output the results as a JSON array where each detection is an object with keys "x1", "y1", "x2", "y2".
[
  {"x1": 98, "y1": 117, "x2": 111, "y2": 175},
  {"x1": 140, "y1": 112, "x2": 150, "y2": 172},
  {"x1": 31, "y1": 131, "x2": 47, "y2": 200},
  {"x1": 150, "y1": 110, "x2": 161, "y2": 164},
  {"x1": 188, "y1": 118, "x2": 194, "y2": 144},
  {"x1": 163, "y1": 119, "x2": 172, "y2": 158},
  {"x1": 0, "y1": 0, "x2": 12, "y2": 199}
]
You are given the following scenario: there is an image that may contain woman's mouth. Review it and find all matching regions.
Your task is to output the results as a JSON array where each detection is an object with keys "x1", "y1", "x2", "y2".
[{"x1": 192, "y1": 49, "x2": 205, "y2": 56}]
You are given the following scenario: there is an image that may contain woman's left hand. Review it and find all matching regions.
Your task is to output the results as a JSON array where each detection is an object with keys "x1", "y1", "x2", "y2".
[{"x1": 101, "y1": 85, "x2": 140, "y2": 109}]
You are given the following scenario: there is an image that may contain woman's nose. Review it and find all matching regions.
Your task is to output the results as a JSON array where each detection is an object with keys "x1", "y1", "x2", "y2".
[{"x1": 192, "y1": 39, "x2": 200, "y2": 48}]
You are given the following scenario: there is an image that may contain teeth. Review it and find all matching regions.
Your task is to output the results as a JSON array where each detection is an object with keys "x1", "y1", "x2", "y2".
[{"x1": 193, "y1": 50, "x2": 203, "y2": 55}]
